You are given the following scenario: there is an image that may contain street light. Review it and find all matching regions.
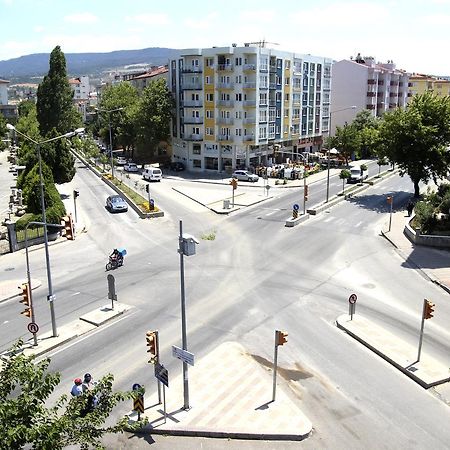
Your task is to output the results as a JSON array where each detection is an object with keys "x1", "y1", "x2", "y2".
[
  {"x1": 325, "y1": 106, "x2": 356, "y2": 203},
  {"x1": 6, "y1": 123, "x2": 84, "y2": 337},
  {"x1": 95, "y1": 107, "x2": 124, "y2": 179}
]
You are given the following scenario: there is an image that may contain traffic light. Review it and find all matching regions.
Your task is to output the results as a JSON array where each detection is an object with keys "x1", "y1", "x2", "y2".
[
  {"x1": 62, "y1": 215, "x2": 75, "y2": 240},
  {"x1": 424, "y1": 299, "x2": 435, "y2": 319},
  {"x1": 276, "y1": 330, "x2": 288, "y2": 346},
  {"x1": 73, "y1": 189, "x2": 79, "y2": 198},
  {"x1": 304, "y1": 185, "x2": 309, "y2": 201},
  {"x1": 145, "y1": 184, "x2": 149, "y2": 193},
  {"x1": 146, "y1": 330, "x2": 158, "y2": 363},
  {"x1": 230, "y1": 178, "x2": 238, "y2": 190},
  {"x1": 19, "y1": 283, "x2": 31, "y2": 317}
]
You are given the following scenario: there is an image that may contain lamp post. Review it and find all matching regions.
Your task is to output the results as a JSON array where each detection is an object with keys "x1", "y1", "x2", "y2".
[
  {"x1": 6, "y1": 124, "x2": 84, "y2": 337},
  {"x1": 325, "y1": 106, "x2": 356, "y2": 203},
  {"x1": 96, "y1": 107, "x2": 124, "y2": 179}
]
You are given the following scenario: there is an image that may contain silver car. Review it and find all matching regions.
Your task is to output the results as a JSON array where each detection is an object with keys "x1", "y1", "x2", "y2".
[
  {"x1": 231, "y1": 170, "x2": 259, "y2": 182},
  {"x1": 106, "y1": 195, "x2": 128, "y2": 213}
]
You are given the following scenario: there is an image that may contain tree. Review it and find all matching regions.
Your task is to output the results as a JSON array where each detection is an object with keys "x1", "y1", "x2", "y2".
[
  {"x1": 0, "y1": 340, "x2": 144, "y2": 450},
  {"x1": 133, "y1": 78, "x2": 174, "y2": 159},
  {"x1": 97, "y1": 82, "x2": 139, "y2": 155},
  {"x1": 18, "y1": 99, "x2": 36, "y2": 118},
  {"x1": 339, "y1": 169, "x2": 351, "y2": 194},
  {"x1": 378, "y1": 92, "x2": 450, "y2": 197},
  {"x1": 0, "y1": 113, "x2": 6, "y2": 150},
  {"x1": 327, "y1": 123, "x2": 361, "y2": 165},
  {"x1": 36, "y1": 46, "x2": 82, "y2": 136}
]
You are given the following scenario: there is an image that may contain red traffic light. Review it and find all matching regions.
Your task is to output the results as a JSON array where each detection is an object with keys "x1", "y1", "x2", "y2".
[
  {"x1": 276, "y1": 330, "x2": 288, "y2": 346},
  {"x1": 424, "y1": 299, "x2": 435, "y2": 319},
  {"x1": 18, "y1": 283, "x2": 31, "y2": 317}
]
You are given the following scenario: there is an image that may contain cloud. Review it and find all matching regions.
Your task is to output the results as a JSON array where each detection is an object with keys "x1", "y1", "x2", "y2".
[
  {"x1": 183, "y1": 12, "x2": 219, "y2": 30},
  {"x1": 238, "y1": 10, "x2": 275, "y2": 23},
  {"x1": 422, "y1": 13, "x2": 450, "y2": 24},
  {"x1": 33, "y1": 26, "x2": 45, "y2": 33},
  {"x1": 125, "y1": 13, "x2": 170, "y2": 26},
  {"x1": 64, "y1": 13, "x2": 98, "y2": 24},
  {"x1": 0, "y1": 41, "x2": 37, "y2": 60}
]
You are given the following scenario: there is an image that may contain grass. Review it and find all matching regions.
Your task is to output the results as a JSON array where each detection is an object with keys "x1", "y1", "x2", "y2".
[{"x1": 201, "y1": 229, "x2": 217, "y2": 241}]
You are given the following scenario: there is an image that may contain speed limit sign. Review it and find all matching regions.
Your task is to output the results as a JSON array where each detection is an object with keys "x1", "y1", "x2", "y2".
[{"x1": 348, "y1": 294, "x2": 357, "y2": 304}]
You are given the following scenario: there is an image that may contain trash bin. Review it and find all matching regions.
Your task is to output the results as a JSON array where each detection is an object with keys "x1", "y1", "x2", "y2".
[{"x1": 223, "y1": 199, "x2": 230, "y2": 209}]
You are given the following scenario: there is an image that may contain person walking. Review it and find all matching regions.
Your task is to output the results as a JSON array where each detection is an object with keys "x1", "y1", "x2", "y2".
[{"x1": 407, "y1": 200, "x2": 414, "y2": 217}]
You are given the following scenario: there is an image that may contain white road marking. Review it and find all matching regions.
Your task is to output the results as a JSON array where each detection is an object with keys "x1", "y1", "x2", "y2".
[
  {"x1": 355, "y1": 221, "x2": 363, "y2": 228},
  {"x1": 70, "y1": 292, "x2": 80, "y2": 296}
]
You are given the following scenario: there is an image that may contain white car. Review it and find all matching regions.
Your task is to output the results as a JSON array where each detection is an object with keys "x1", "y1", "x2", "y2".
[
  {"x1": 124, "y1": 162, "x2": 139, "y2": 172},
  {"x1": 232, "y1": 170, "x2": 259, "y2": 182},
  {"x1": 116, "y1": 156, "x2": 127, "y2": 165}
]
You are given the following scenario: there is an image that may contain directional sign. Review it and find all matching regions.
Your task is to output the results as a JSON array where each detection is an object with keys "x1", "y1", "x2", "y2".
[
  {"x1": 348, "y1": 294, "x2": 357, "y2": 304},
  {"x1": 27, "y1": 322, "x2": 39, "y2": 334},
  {"x1": 293, "y1": 203, "x2": 300, "y2": 211},
  {"x1": 132, "y1": 383, "x2": 141, "y2": 391},
  {"x1": 133, "y1": 396, "x2": 144, "y2": 413},
  {"x1": 154, "y1": 362, "x2": 169, "y2": 387},
  {"x1": 172, "y1": 345, "x2": 195, "y2": 366},
  {"x1": 107, "y1": 274, "x2": 117, "y2": 301}
]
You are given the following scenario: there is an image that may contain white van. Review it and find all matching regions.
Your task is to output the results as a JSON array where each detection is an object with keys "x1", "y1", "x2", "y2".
[
  {"x1": 142, "y1": 167, "x2": 162, "y2": 182},
  {"x1": 348, "y1": 165, "x2": 368, "y2": 183}
]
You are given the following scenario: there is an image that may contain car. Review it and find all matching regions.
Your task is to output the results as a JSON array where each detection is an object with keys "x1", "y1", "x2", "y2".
[
  {"x1": 106, "y1": 195, "x2": 128, "y2": 213},
  {"x1": 143, "y1": 167, "x2": 162, "y2": 181},
  {"x1": 170, "y1": 161, "x2": 185, "y2": 171},
  {"x1": 124, "y1": 162, "x2": 139, "y2": 172},
  {"x1": 116, "y1": 156, "x2": 127, "y2": 165},
  {"x1": 231, "y1": 170, "x2": 259, "y2": 182}
]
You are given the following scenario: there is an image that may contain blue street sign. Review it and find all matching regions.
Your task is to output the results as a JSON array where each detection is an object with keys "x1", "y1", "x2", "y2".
[
  {"x1": 293, "y1": 203, "x2": 300, "y2": 211},
  {"x1": 132, "y1": 383, "x2": 141, "y2": 391}
]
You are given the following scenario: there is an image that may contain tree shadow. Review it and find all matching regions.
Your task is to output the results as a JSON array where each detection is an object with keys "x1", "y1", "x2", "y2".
[{"x1": 346, "y1": 190, "x2": 413, "y2": 213}]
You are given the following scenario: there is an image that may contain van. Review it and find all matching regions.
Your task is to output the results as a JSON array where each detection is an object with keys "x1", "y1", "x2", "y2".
[
  {"x1": 142, "y1": 167, "x2": 162, "y2": 182},
  {"x1": 348, "y1": 165, "x2": 368, "y2": 183}
]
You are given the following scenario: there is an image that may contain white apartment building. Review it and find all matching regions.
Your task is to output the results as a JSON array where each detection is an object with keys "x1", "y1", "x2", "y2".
[
  {"x1": 69, "y1": 76, "x2": 90, "y2": 121},
  {"x1": 169, "y1": 45, "x2": 332, "y2": 172},
  {"x1": 0, "y1": 79, "x2": 17, "y2": 120},
  {"x1": 330, "y1": 54, "x2": 410, "y2": 134}
]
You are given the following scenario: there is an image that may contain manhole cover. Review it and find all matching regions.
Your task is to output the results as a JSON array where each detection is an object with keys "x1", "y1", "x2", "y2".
[{"x1": 4, "y1": 267, "x2": 14, "y2": 272}]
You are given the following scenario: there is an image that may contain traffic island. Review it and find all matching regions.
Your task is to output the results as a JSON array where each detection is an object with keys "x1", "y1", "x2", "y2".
[
  {"x1": 128, "y1": 342, "x2": 312, "y2": 441},
  {"x1": 336, "y1": 314, "x2": 450, "y2": 388}
]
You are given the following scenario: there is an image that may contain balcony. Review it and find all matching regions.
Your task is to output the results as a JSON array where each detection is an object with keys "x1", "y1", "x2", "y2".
[
  {"x1": 243, "y1": 82, "x2": 256, "y2": 89},
  {"x1": 367, "y1": 79, "x2": 376, "y2": 85},
  {"x1": 269, "y1": 82, "x2": 277, "y2": 90},
  {"x1": 243, "y1": 135, "x2": 254, "y2": 142},
  {"x1": 182, "y1": 100, "x2": 203, "y2": 107},
  {"x1": 243, "y1": 100, "x2": 256, "y2": 107},
  {"x1": 217, "y1": 100, "x2": 234, "y2": 107},
  {"x1": 185, "y1": 133, "x2": 203, "y2": 141},
  {"x1": 181, "y1": 67, "x2": 203, "y2": 73},
  {"x1": 217, "y1": 82, "x2": 234, "y2": 89},
  {"x1": 216, "y1": 117, "x2": 234, "y2": 125},
  {"x1": 378, "y1": 80, "x2": 384, "y2": 86},
  {"x1": 182, "y1": 83, "x2": 203, "y2": 90},
  {"x1": 217, "y1": 64, "x2": 233, "y2": 71},
  {"x1": 218, "y1": 134, "x2": 233, "y2": 142},
  {"x1": 183, "y1": 116, "x2": 204, "y2": 124},
  {"x1": 259, "y1": 65, "x2": 268, "y2": 72},
  {"x1": 390, "y1": 81, "x2": 398, "y2": 86},
  {"x1": 243, "y1": 116, "x2": 256, "y2": 124},
  {"x1": 389, "y1": 92, "x2": 398, "y2": 97},
  {"x1": 259, "y1": 84, "x2": 269, "y2": 90},
  {"x1": 243, "y1": 64, "x2": 256, "y2": 71},
  {"x1": 269, "y1": 64, "x2": 277, "y2": 73},
  {"x1": 367, "y1": 92, "x2": 376, "y2": 97}
]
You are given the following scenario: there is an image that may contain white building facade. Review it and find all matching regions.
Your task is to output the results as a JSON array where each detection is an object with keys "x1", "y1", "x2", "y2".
[
  {"x1": 330, "y1": 56, "x2": 410, "y2": 134},
  {"x1": 169, "y1": 45, "x2": 332, "y2": 171}
]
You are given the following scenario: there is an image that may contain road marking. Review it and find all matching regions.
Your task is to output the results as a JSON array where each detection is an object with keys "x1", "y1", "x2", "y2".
[
  {"x1": 70, "y1": 292, "x2": 80, "y2": 296},
  {"x1": 355, "y1": 221, "x2": 363, "y2": 228}
]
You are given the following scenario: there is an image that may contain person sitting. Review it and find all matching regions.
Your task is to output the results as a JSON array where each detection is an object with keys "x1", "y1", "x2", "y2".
[
  {"x1": 110, "y1": 248, "x2": 123, "y2": 264},
  {"x1": 71, "y1": 378, "x2": 83, "y2": 397}
]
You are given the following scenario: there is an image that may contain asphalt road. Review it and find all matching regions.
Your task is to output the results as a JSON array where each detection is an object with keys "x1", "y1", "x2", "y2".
[{"x1": 3, "y1": 161, "x2": 450, "y2": 449}]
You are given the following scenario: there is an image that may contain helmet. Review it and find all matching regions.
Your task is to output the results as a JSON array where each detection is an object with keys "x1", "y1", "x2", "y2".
[
  {"x1": 84, "y1": 373, "x2": 92, "y2": 381},
  {"x1": 74, "y1": 378, "x2": 82, "y2": 384}
]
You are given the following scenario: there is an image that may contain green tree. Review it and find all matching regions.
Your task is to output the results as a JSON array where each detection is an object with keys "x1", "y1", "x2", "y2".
[
  {"x1": 36, "y1": 46, "x2": 81, "y2": 136},
  {"x1": 327, "y1": 123, "x2": 361, "y2": 165},
  {"x1": 0, "y1": 113, "x2": 6, "y2": 150},
  {"x1": 0, "y1": 340, "x2": 144, "y2": 450},
  {"x1": 18, "y1": 99, "x2": 36, "y2": 118},
  {"x1": 133, "y1": 78, "x2": 174, "y2": 159},
  {"x1": 339, "y1": 169, "x2": 351, "y2": 194},
  {"x1": 378, "y1": 92, "x2": 450, "y2": 197},
  {"x1": 97, "y1": 82, "x2": 139, "y2": 154}
]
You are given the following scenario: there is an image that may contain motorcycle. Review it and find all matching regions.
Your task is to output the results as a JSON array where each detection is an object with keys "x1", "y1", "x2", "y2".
[{"x1": 105, "y1": 248, "x2": 126, "y2": 271}]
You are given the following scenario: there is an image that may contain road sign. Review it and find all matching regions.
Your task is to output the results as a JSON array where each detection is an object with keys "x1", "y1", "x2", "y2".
[
  {"x1": 349, "y1": 294, "x2": 357, "y2": 304},
  {"x1": 27, "y1": 322, "x2": 39, "y2": 334},
  {"x1": 107, "y1": 274, "x2": 117, "y2": 301},
  {"x1": 293, "y1": 203, "x2": 300, "y2": 211},
  {"x1": 155, "y1": 362, "x2": 169, "y2": 387},
  {"x1": 133, "y1": 396, "x2": 144, "y2": 413},
  {"x1": 172, "y1": 345, "x2": 195, "y2": 366},
  {"x1": 132, "y1": 383, "x2": 141, "y2": 391},
  {"x1": 265, "y1": 185, "x2": 271, "y2": 190}
]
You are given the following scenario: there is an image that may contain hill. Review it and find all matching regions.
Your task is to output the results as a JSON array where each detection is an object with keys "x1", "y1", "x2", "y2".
[{"x1": 0, "y1": 47, "x2": 179, "y2": 81}]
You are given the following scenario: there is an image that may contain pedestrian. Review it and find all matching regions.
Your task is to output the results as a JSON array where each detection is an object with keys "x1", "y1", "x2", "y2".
[
  {"x1": 407, "y1": 200, "x2": 414, "y2": 217},
  {"x1": 71, "y1": 378, "x2": 83, "y2": 397},
  {"x1": 82, "y1": 373, "x2": 99, "y2": 409},
  {"x1": 82, "y1": 373, "x2": 95, "y2": 393}
]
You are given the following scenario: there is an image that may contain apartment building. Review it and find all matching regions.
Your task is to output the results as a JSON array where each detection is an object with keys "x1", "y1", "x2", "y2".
[
  {"x1": 169, "y1": 44, "x2": 332, "y2": 172},
  {"x1": 0, "y1": 79, "x2": 17, "y2": 120},
  {"x1": 331, "y1": 54, "x2": 410, "y2": 134},
  {"x1": 408, "y1": 74, "x2": 450, "y2": 97},
  {"x1": 69, "y1": 76, "x2": 91, "y2": 121}
]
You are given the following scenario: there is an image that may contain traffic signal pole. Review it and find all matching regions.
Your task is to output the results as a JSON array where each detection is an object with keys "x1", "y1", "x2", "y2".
[
  {"x1": 417, "y1": 299, "x2": 435, "y2": 362},
  {"x1": 272, "y1": 331, "x2": 279, "y2": 402}
]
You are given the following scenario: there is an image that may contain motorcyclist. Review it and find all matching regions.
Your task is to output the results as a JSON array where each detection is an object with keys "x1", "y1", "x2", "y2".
[{"x1": 109, "y1": 248, "x2": 123, "y2": 265}]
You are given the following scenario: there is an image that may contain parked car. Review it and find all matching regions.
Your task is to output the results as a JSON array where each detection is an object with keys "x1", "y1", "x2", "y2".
[
  {"x1": 116, "y1": 156, "x2": 127, "y2": 165},
  {"x1": 124, "y1": 162, "x2": 139, "y2": 172},
  {"x1": 170, "y1": 161, "x2": 185, "y2": 171},
  {"x1": 106, "y1": 195, "x2": 128, "y2": 213},
  {"x1": 143, "y1": 167, "x2": 162, "y2": 182},
  {"x1": 232, "y1": 170, "x2": 259, "y2": 182}
]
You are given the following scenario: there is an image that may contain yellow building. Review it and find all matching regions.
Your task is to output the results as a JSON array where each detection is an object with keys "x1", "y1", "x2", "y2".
[{"x1": 408, "y1": 74, "x2": 450, "y2": 97}]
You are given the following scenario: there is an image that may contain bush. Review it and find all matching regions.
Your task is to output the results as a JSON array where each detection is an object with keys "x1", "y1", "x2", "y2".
[{"x1": 414, "y1": 200, "x2": 437, "y2": 233}]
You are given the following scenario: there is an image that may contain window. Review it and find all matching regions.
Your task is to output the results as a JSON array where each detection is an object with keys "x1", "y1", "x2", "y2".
[
  {"x1": 205, "y1": 76, "x2": 211, "y2": 84},
  {"x1": 259, "y1": 110, "x2": 267, "y2": 122},
  {"x1": 285, "y1": 77, "x2": 290, "y2": 86},
  {"x1": 192, "y1": 110, "x2": 200, "y2": 118},
  {"x1": 235, "y1": 128, "x2": 241, "y2": 136},
  {"x1": 284, "y1": 108, "x2": 289, "y2": 118},
  {"x1": 285, "y1": 60, "x2": 290, "y2": 69},
  {"x1": 192, "y1": 59, "x2": 199, "y2": 67},
  {"x1": 193, "y1": 127, "x2": 200, "y2": 135},
  {"x1": 235, "y1": 93, "x2": 242, "y2": 101},
  {"x1": 192, "y1": 144, "x2": 201, "y2": 154},
  {"x1": 259, "y1": 126, "x2": 267, "y2": 139},
  {"x1": 193, "y1": 159, "x2": 202, "y2": 168},
  {"x1": 206, "y1": 93, "x2": 214, "y2": 102},
  {"x1": 235, "y1": 57, "x2": 242, "y2": 66},
  {"x1": 285, "y1": 93, "x2": 290, "y2": 102},
  {"x1": 205, "y1": 58, "x2": 214, "y2": 67},
  {"x1": 206, "y1": 110, "x2": 214, "y2": 119},
  {"x1": 235, "y1": 75, "x2": 241, "y2": 83},
  {"x1": 235, "y1": 110, "x2": 241, "y2": 119},
  {"x1": 191, "y1": 93, "x2": 199, "y2": 101},
  {"x1": 205, "y1": 127, "x2": 214, "y2": 136}
]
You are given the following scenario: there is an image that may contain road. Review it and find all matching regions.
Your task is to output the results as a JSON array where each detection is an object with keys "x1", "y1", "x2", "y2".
[{"x1": 3, "y1": 160, "x2": 450, "y2": 449}]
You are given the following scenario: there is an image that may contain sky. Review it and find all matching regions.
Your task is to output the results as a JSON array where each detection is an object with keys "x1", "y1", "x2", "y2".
[{"x1": 1, "y1": 0, "x2": 450, "y2": 76}]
